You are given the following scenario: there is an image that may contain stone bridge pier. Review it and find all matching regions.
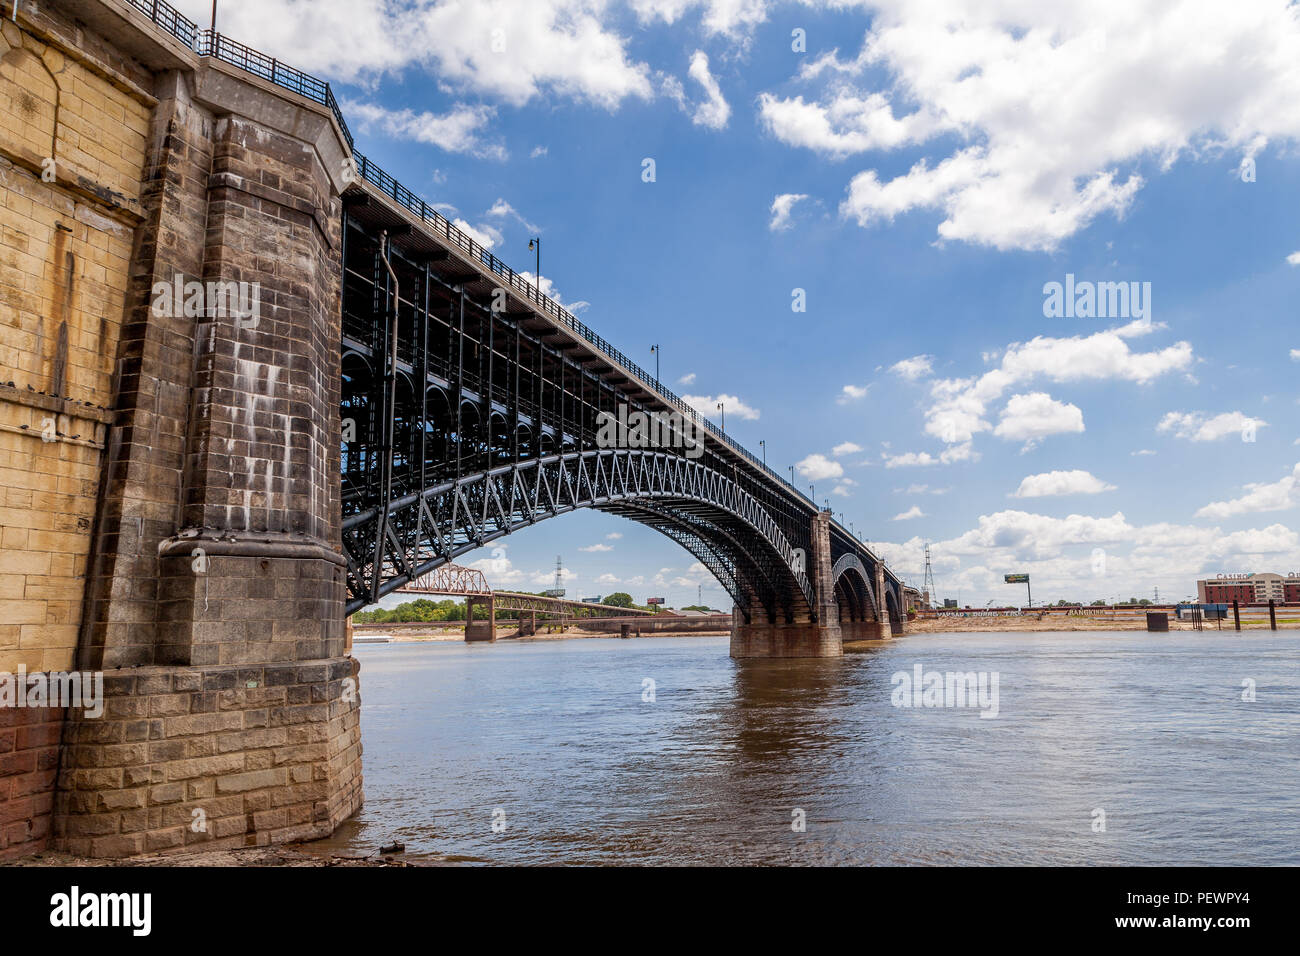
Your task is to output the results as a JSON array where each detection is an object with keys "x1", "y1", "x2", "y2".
[
  {"x1": 0, "y1": 0, "x2": 362, "y2": 858},
  {"x1": 730, "y1": 511, "x2": 846, "y2": 658},
  {"x1": 464, "y1": 595, "x2": 496, "y2": 642}
]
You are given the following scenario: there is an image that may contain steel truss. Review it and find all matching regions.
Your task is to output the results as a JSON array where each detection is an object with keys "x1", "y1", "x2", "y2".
[
  {"x1": 342, "y1": 448, "x2": 813, "y2": 619},
  {"x1": 339, "y1": 194, "x2": 901, "y2": 627}
]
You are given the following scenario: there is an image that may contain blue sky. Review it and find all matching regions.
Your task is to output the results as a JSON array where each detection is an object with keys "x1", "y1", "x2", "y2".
[{"x1": 181, "y1": 0, "x2": 1300, "y2": 607}]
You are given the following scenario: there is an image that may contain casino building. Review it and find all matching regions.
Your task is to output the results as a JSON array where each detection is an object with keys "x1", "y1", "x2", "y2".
[{"x1": 1196, "y1": 572, "x2": 1300, "y2": 605}]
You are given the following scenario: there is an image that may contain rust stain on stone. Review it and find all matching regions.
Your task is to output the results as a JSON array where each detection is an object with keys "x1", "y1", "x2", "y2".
[{"x1": 48, "y1": 230, "x2": 75, "y2": 396}]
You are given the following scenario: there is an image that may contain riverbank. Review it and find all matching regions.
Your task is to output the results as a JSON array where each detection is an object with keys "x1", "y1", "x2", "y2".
[
  {"x1": 354, "y1": 624, "x2": 729, "y2": 642},
  {"x1": 356, "y1": 618, "x2": 1298, "y2": 642},
  {"x1": 907, "y1": 614, "x2": 1298, "y2": 633},
  {"x1": 3, "y1": 846, "x2": 422, "y2": 867}
]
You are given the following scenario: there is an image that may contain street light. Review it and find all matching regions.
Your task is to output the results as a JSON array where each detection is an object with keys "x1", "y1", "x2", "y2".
[
  {"x1": 759, "y1": 439, "x2": 766, "y2": 466},
  {"x1": 527, "y1": 237, "x2": 541, "y2": 293},
  {"x1": 788, "y1": 465, "x2": 795, "y2": 485},
  {"x1": 717, "y1": 401, "x2": 725, "y2": 433},
  {"x1": 650, "y1": 344, "x2": 659, "y2": 382}
]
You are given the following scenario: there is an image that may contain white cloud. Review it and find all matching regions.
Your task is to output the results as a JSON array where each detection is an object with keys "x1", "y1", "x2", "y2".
[
  {"x1": 1290, "y1": 349, "x2": 1300, "y2": 361},
  {"x1": 1196, "y1": 463, "x2": 1300, "y2": 519},
  {"x1": 683, "y1": 393, "x2": 760, "y2": 420},
  {"x1": 678, "y1": 372, "x2": 697, "y2": 386},
  {"x1": 344, "y1": 101, "x2": 505, "y2": 159},
  {"x1": 832, "y1": 441, "x2": 863, "y2": 457},
  {"x1": 900, "y1": 483, "x2": 950, "y2": 495},
  {"x1": 993, "y1": 392, "x2": 1085, "y2": 446},
  {"x1": 630, "y1": 0, "x2": 770, "y2": 37},
  {"x1": 769, "y1": 193, "x2": 809, "y2": 231},
  {"x1": 876, "y1": 508, "x2": 1300, "y2": 608},
  {"x1": 893, "y1": 505, "x2": 925, "y2": 520},
  {"x1": 453, "y1": 218, "x2": 504, "y2": 249},
  {"x1": 485, "y1": 198, "x2": 540, "y2": 232},
  {"x1": 832, "y1": 478, "x2": 858, "y2": 497},
  {"x1": 797, "y1": 453, "x2": 843, "y2": 482},
  {"x1": 687, "y1": 50, "x2": 730, "y2": 129},
  {"x1": 924, "y1": 325, "x2": 1193, "y2": 446},
  {"x1": 1132, "y1": 449, "x2": 1157, "y2": 457},
  {"x1": 882, "y1": 441, "x2": 978, "y2": 468},
  {"x1": 579, "y1": 543, "x2": 613, "y2": 552},
  {"x1": 606, "y1": 532, "x2": 623, "y2": 540},
  {"x1": 756, "y1": 1, "x2": 1300, "y2": 251},
  {"x1": 890, "y1": 355, "x2": 933, "y2": 381},
  {"x1": 838, "y1": 384, "x2": 870, "y2": 404},
  {"x1": 1287, "y1": 251, "x2": 1300, "y2": 265},
  {"x1": 1158, "y1": 411, "x2": 1267, "y2": 442},
  {"x1": 516, "y1": 271, "x2": 570, "y2": 304},
  {"x1": 1013, "y1": 470, "x2": 1117, "y2": 498}
]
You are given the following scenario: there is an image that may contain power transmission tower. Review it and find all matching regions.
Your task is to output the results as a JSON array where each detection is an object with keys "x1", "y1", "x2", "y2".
[
  {"x1": 554, "y1": 555, "x2": 563, "y2": 595},
  {"x1": 922, "y1": 543, "x2": 937, "y2": 608}
]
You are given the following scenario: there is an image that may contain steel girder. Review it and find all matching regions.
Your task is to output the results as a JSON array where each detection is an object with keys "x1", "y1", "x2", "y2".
[
  {"x1": 341, "y1": 448, "x2": 815, "y2": 616},
  {"x1": 830, "y1": 552, "x2": 879, "y2": 621}
]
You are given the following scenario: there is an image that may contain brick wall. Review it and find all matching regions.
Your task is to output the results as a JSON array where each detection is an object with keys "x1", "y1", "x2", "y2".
[
  {"x1": 0, "y1": 12, "x2": 147, "y2": 676},
  {"x1": 56, "y1": 658, "x2": 361, "y2": 857},
  {"x1": 0, "y1": 705, "x2": 63, "y2": 859},
  {"x1": 2, "y1": 0, "x2": 362, "y2": 859},
  {"x1": 0, "y1": 1, "x2": 154, "y2": 860}
]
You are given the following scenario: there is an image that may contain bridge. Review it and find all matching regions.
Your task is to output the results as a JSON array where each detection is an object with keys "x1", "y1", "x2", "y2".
[
  {"x1": 0, "y1": 0, "x2": 904, "y2": 860},
  {"x1": 392, "y1": 563, "x2": 655, "y2": 639},
  {"x1": 337, "y1": 146, "x2": 906, "y2": 653}
]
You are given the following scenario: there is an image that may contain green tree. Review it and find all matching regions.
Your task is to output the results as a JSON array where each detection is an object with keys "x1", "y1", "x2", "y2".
[{"x1": 603, "y1": 591, "x2": 634, "y2": 608}]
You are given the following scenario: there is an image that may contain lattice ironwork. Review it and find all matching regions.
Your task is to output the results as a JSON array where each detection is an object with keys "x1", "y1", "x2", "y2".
[
  {"x1": 342, "y1": 449, "x2": 814, "y2": 621},
  {"x1": 400, "y1": 563, "x2": 490, "y2": 596}
]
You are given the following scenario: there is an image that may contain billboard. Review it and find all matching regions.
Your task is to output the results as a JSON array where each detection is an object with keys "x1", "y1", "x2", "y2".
[
  {"x1": 646, "y1": 597, "x2": 665, "y2": 605},
  {"x1": 1004, "y1": 573, "x2": 1030, "y2": 584}
]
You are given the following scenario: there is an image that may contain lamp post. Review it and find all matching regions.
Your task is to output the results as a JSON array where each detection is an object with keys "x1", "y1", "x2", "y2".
[
  {"x1": 528, "y1": 237, "x2": 541, "y2": 294},
  {"x1": 650, "y1": 344, "x2": 659, "y2": 382},
  {"x1": 759, "y1": 439, "x2": 766, "y2": 466},
  {"x1": 788, "y1": 465, "x2": 795, "y2": 485},
  {"x1": 717, "y1": 401, "x2": 725, "y2": 433}
]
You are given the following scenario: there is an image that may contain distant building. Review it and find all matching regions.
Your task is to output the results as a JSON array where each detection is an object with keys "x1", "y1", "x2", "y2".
[{"x1": 1197, "y1": 572, "x2": 1300, "y2": 605}]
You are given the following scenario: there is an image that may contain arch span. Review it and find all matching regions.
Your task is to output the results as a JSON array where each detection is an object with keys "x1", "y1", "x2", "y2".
[
  {"x1": 830, "y1": 553, "x2": 878, "y2": 621},
  {"x1": 341, "y1": 448, "x2": 815, "y2": 619}
]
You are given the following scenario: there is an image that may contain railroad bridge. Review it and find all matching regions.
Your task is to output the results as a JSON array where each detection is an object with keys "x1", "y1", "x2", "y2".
[{"x1": 0, "y1": 0, "x2": 903, "y2": 858}]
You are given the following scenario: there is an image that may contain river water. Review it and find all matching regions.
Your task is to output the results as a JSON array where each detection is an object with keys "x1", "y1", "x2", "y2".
[{"x1": 310, "y1": 632, "x2": 1299, "y2": 865}]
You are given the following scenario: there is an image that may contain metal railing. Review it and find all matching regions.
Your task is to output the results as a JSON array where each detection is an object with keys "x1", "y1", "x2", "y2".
[
  {"x1": 122, "y1": 0, "x2": 894, "y2": 556},
  {"x1": 123, "y1": 1, "x2": 353, "y2": 147},
  {"x1": 125, "y1": 0, "x2": 198, "y2": 48},
  {"x1": 351, "y1": 149, "x2": 811, "y2": 503}
]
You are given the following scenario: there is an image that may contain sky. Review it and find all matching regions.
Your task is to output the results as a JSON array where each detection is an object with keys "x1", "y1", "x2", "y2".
[{"x1": 178, "y1": 0, "x2": 1300, "y2": 609}]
